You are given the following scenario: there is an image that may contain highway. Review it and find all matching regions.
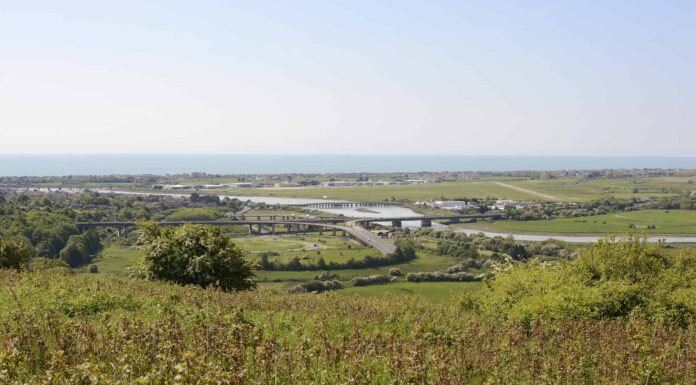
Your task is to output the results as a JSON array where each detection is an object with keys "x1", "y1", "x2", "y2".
[{"x1": 344, "y1": 221, "x2": 397, "y2": 255}]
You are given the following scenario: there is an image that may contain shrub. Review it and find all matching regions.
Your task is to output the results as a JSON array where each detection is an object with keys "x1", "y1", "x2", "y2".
[
  {"x1": 137, "y1": 221, "x2": 255, "y2": 291},
  {"x1": 479, "y1": 234, "x2": 696, "y2": 325},
  {"x1": 406, "y1": 271, "x2": 482, "y2": 282},
  {"x1": 165, "y1": 208, "x2": 221, "y2": 221},
  {"x1": 388, "y1": 268, "x2": 402, "y2": 276},
  {"x1": 314, "y1": 270, "x2": 339, "y2": 281},
  {"x1": 0, "y1": 237, "x2": 34, "y2": 270},
  {"x1": 28, "y1": 257, "x2": 70, "y2": 272},
  {"x1": 351, "y1": 275, "x2": 391, "y2": 287},
  {"x1": 89, "y1": 264, "x2": 99, "y2": 273},
  {"x1": 288, "y1": 279, "x2": 343, "y2": 293},
  {"x1": 59, "y1": 235, "x2": 90, "y2": 267}
]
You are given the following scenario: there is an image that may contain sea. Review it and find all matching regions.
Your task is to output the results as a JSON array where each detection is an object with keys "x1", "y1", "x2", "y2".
[{"x1": 1, "y1": 155, "x2": 696, "y2": 176}]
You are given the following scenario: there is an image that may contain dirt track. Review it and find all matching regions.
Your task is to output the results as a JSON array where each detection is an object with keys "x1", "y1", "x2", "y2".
[{"x1": 494, "y1": 182, "x2": 561, "y2": 201}]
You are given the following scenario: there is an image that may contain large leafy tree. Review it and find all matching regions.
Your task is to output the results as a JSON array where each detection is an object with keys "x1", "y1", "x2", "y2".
[{"x1": 137, "y1": 222, "x2": 255, "y2": 291}]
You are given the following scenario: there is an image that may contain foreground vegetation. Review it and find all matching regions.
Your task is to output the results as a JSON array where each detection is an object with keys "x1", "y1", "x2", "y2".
[
  {"x1": 3, "y1": 268, "x2": 696, "y2": 384},
  {"x1": 3, "y1": 233, "x2": 696, "y2": 383}
]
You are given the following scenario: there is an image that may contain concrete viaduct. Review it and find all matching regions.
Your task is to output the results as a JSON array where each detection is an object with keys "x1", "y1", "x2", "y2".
[
  {"x1": 354, "y1": 213, "x2": 501, "y2": 228},
  {"x1": 76, "y1": 220, "x2": 398, "y2": 255},
  {"x1": 301, "y1": 202, "x2": 397, "y2": 209},
  {"x1": 76, "y1": 214, "x2": 500, "y2": 256}
]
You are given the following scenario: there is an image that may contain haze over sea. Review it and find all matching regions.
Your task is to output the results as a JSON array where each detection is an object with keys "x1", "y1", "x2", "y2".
[{"x1": 2, "y1": 155, "x2": 696, "y2": 176}]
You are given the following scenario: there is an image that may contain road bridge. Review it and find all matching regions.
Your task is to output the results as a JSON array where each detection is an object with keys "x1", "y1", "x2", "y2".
[
  {"x1": 353, "y1": 213, "x2": 501, "y2": 228},
  {"x1": 76, "y1": 220, "x2": 397, "y2": 255},
  {"x1": 302, "y1": 201, "x2": 398, "y2": 209}
]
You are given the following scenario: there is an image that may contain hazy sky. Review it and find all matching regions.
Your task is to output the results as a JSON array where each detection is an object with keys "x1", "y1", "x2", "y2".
[{"x1": 1, "y1": 1, "x2": 695, "y2": 155}]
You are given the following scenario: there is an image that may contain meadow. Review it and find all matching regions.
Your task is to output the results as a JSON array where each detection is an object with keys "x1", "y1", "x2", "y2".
[{"x1": 462, "y1": 209, "x2": 696, "y2": 235}]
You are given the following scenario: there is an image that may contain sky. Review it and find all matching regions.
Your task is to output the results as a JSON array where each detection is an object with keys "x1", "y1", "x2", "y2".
[{"x1": 1, "y1": 0, "x2": 695, "y2": 156}]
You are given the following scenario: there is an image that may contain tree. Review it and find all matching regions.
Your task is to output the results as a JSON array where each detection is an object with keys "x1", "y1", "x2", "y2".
[
  {"x1": 0, "y1": 236, "x2": 34, "y2": 270},
  {"x1": 82, "y1": 229, "x2": 103, "y2": 255},
  {"x1": 60, "y1": 235, "x2": 90, "y2": 267},
  {"x1": 137, "y1": 222, "x2": 255, "y2": 291}
]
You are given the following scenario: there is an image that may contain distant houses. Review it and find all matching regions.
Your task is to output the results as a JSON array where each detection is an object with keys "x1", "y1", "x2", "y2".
[
  {"x1": 417, "y1": 200, "x2": 479, "y2": 210},
  {"x1": 151, "y1": 178, "x2": 434, "y2": 191},
  {"x1": 490, "y1": 200, "x2": 540, "y2": 210}
]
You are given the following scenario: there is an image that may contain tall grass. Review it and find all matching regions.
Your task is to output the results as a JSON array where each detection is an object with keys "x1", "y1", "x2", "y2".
[{"x1": 2, "y1": 270, "x2": 695, "y2": 384}]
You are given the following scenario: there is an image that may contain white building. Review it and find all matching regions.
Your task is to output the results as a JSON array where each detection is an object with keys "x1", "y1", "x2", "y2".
[{"x1": 418, "y1": 200, "x2": 479, "y2": 210}]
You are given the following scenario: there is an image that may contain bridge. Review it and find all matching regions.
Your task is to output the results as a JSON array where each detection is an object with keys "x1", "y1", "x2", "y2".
[
  {"x1": 76, "y1": 220, "x2": 397, "y2": 255},
  {"x1": 301, "y1": 201, "x2": 398, "y2": 209},
  {"x1": 354, "y1": 213, "x2": 501, "y2": 228},
  {"x1": 76, "y1": 214, "x2": 499, "y2": 256}
]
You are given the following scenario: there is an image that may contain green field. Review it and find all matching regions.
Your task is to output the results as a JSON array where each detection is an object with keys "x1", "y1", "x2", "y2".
[
  {"x1": 462, "y1": 209, "x2": 696, "y2": 235},
  {"x1": 81, "y1": 237, "x2": 465, "y2": 300},
  {"x1": 75, "y1": 245, "x2": 143, "y2": 276},
  {"x1": 255, "y1": 250, "x2": 460, "y2": 285},
  {"x1": 233, "y1": 234, "x2": 377, "y2": 264},
  {"x1": 118, "y1": 176, "x2": 694, "y2": 203}
]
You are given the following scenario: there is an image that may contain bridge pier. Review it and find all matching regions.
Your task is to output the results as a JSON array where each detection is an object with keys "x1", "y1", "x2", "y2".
[
  {"x1": 421, "y1": 218, "x2": 432, "y2": 227},
  {"x1": 248, "y1": 224, "x2": 253, "y2": 235},
  {"x1": 271, "y1": 223, "x2": 275, "y2": 234},
  {"x1": 257, "y1": 224, "x2": 262, "y2": 234}
]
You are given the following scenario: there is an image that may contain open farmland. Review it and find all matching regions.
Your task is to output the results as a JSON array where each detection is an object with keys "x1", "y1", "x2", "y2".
[
  {"x1": 117, "y1": 176, "x2": 696, "y2": 203},
  {"x1": 461, "y1": 209, "x2": 696, "y2": 235}
]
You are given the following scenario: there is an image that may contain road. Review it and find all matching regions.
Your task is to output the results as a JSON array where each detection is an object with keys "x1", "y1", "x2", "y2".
[{"x1": 344, "y1": 221, "x2": 397, "y2": 255}]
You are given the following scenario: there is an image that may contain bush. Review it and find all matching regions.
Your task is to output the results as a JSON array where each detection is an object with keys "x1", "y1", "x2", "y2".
[
  {"x1": 28, "y1": 257, "x2": 71, "y2": 272},
  {"x1": 388, "y1": 268, "x2": 402, "y2": 276},
  {"x1": 137, "y1": 221, "x2": 255, "y2": 291},
  {"x1": 0, "y1": 237, "x2": 34, "y2": 270},
  {"x1": 479, "y1": 234, "x2": 696, "y2": 325},
  {"x1": 406, "y1": 271, "x2": 482, "y2": 282},
  {"x1": 59, "y1": 235, "x2": 90, "y2": 267},
  {"x1": 313, "y1": 270, "x2": 338, "y2": 280},
  {"x1": 165, "y1": 208, "x2": 221, "y2": 221},
  {"x1": 58, "y1": 231, "x2": 102, "y2": 268},
  {"x1": 89, "y1": 264, "x2": 99, "y2": 273},
  {"x1": 288, "y1": 280, "x2": 343, "y2": 293},
  {"x1": 351, "y1": 275, "x2": 391, "y2": 287}
]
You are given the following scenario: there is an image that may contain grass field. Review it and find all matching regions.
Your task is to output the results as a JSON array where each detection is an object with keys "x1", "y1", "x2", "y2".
[
  {"x1": 75, "y1": 245, "x2": 143, "y2": 276},
  {"x1": 144, "y1": 177, "x2": 694, "y2": 203},
  {"x1": 233, "y1": 234, "x2": 377, "y2": 265},
  {"x1": 255, "y1": 250, "x2": 459, "y2": 285},
  {"x1": 81, "y1": 237, "x2": 464, "y2": 300},
  {"x1": 461, "y1": 209, "x2": 696, "y2": 235}
]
